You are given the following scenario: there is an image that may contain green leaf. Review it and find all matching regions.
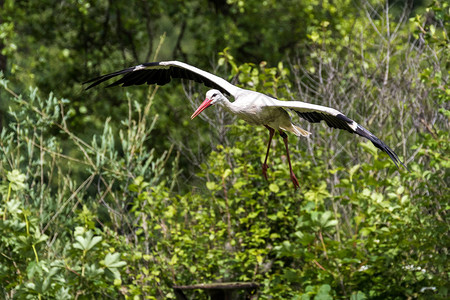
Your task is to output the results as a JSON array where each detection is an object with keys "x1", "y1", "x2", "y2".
[
  {"x1": 314, "y1": 284, "x2": 332, "y2": 300},
  {"x1": 113, "y1": 278, "x2": 122, "y2": 286},
  {"x1": 103, "y1": 253, "x2": 127, "y2": 269},
  {"x1": 351, "y1": 291, "x2": 367, "y2": 300},
  {"x1": 359, "y1": 141, "x2": 377, "y2": 156},
  {"x1": 6, "y1": 169, "x2": 27, "y2": 191},
  {"x1": 320, "y1": 211, "x2": 331, "y2": 225},
  {"x1": 269, "y1": 183, "x2": 280, "y2": 193},
  {"x1": 348, "y1": 164, "x2": 360, "y2": 182},
  {"x1": 429, "y1": 24, "x2": 436, "y2": 36},
  {"x1": 223, "y1": 168, "x2": 232, "y2": 179},
  {"x1": 308, "y1": 31, "x2": 320, "y2": 42},
  {"x1": 73, "y1": 231, "x2": 102, "y2": 252},
  {"x1": 314, "y1": 293, "x2": 333, "y2": 300},
  {"x1": 206, "y1": 181, "x2": 216, "y2": 190},
  {"x1": 5, "y1": 199, "x2": 22, "y2": 214}
]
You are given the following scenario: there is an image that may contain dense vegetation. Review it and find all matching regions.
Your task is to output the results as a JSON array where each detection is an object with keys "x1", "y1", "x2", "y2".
[{"x1": 0, "y1": 0, "x2": 448, "y2": 299}]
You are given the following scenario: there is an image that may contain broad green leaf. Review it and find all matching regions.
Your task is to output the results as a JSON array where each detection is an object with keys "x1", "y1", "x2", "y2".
[
  {"x1": 315, "y1": 284, "x2": 332, "y2": 300},
  {"x1": 269, "y1": 183, "x2": 280, "y2": 193},
  {"x1": 351, "y1": 291, "x2": 367, "y2": 300},
  {"x1": 7, "y1": 170, "x2": 27, "y2": 191},
  {"x1": 223, "y1": 168, "x2": 232, "y2": 179},
  {"x1": 103, "y1": 253, "x2": 127, "y2": 269},
  {"x1": 206, "y1": 182, "x2": 216, "y2": 190},
  {"x1": 73, "y1": 231, "x2": 102, "y2": 252}
]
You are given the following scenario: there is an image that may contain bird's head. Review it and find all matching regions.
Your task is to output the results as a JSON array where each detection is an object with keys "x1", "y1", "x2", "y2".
[{"x1": 191, "y1": 89, "x2": 225, "y2": 119}]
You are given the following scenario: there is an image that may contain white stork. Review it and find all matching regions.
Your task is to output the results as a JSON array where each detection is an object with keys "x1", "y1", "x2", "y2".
[{"x1": 84, "y1": 61, "x2": 407, "y2": 189}]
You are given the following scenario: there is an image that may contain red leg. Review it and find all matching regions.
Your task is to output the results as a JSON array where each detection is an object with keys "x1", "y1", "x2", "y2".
[
  {"x1": 279, "y1": 130, "x2": 300, "y2": 190},
  {"x1": 262, "y1": 125, "x2": 275, "y2": 180}
]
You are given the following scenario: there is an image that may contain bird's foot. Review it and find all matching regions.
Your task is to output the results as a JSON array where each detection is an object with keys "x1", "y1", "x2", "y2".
[
  {"x1": 262, "y1": 163, "x2": 269, "y2": 180},
  {"x1": 290, "y1": 172, "x2": 300, "y2": 190}
]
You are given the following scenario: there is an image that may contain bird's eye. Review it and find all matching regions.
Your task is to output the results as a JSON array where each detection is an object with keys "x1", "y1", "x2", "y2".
[{"x1": 212, "y1": 93, "x2": 218, "y2": 98}]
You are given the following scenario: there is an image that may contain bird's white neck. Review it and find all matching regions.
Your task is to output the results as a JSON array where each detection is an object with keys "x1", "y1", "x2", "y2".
[{"x1": 217, "y1": 95, "x2": 241, "y2": 115}]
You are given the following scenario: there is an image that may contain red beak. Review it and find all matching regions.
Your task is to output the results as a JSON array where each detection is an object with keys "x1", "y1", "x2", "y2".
[{"x1": 191, "y1": 98, "x2": 213, "y2": 119}]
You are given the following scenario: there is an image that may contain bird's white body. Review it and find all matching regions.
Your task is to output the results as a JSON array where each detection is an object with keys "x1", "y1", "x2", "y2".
[{"x1": 218, "y1": 90, "x2": 311, "y2": 137}]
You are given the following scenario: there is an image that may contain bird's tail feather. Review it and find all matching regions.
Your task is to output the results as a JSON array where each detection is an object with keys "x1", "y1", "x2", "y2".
[{"x1": 282, "y1": 125, "x2": 311, "y2": 137}]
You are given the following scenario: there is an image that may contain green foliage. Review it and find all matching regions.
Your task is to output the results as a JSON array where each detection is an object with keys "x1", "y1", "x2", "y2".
[
  {"x1": 0, "y1": 76, "x2": 176, "y2": 298},
  {"x1": 0, "y1": 0, "x2": 449, "y2": 299},
  {"x1": 173, "y1": 118, "x2": 447, "y2": 299}
]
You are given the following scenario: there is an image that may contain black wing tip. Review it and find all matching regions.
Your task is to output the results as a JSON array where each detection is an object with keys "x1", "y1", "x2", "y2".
[
  {"x1": 82, "y1": 63, "x2": 162, "y2": 90},
  {"x1": 83, "y1": 69, "x2": 133, "y2": 90},
  {"x1": 82, "y1": 60, "x2": 233, "y2": 95},
  {"x1": 370, "y1": 140, "x2": 409, "y2": 172},
  {"x1": 295, "y1": 112, "x2": 409, "y2": 171},
  {"x1": 355, "y1": 125, "x2": 409, "y2": 172},
  {"x1": 381, "y1": 143, "x2": 409, "y2": 172}
]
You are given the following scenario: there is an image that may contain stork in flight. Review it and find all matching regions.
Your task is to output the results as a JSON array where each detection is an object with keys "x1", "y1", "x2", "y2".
[{"x1": 84, "y1": 61, "x2": 407, "y2": 189}]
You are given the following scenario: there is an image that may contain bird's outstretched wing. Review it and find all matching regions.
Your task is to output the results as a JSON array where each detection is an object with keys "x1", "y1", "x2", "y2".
[
  {"x1": 83, "y1": 61, "x2": 241, "y2": 96},
  {"x1": 268, "y1": 99, "x2": 408, "y2": 170}
]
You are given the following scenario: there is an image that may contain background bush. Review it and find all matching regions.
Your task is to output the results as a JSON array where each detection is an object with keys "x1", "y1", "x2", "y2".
[{"x1": 0, "y1": 0, "x2": 448, "y2": 299}]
